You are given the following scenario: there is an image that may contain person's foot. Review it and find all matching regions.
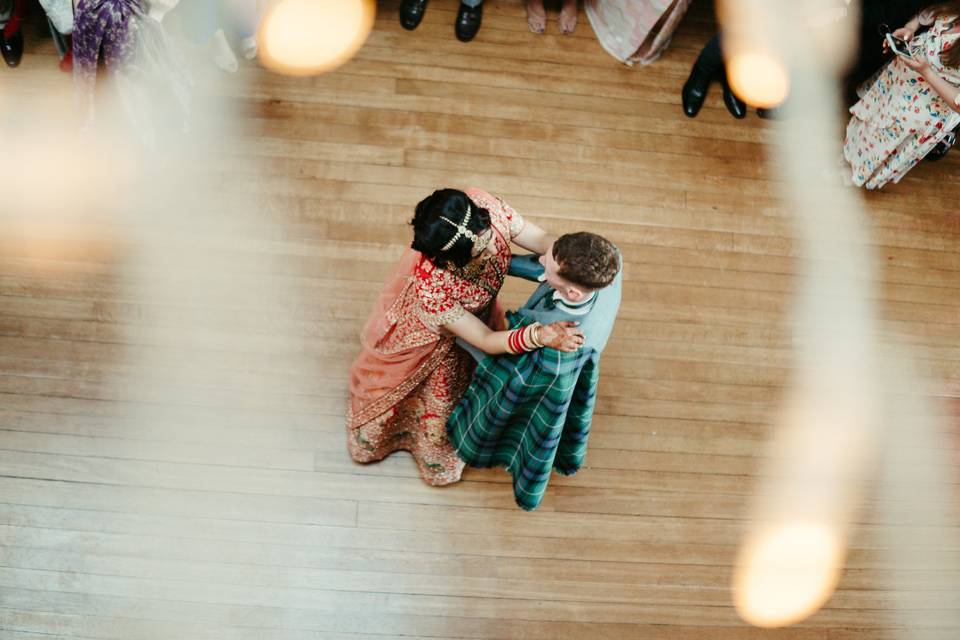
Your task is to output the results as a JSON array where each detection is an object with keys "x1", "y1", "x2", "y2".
[
  {"x1": 681, "y1": 63, "x2": 713, "y2": 118},
  {"x1": 559, "y1": 0, "x2": 578, "y2": 34},
  {"x1": 211, "y1": 29, "x2": 238, "y2": 73},
  {"x1": 240, "y1": 35, "x2": 257, "y2": 60},
  {"x1": 840, "y1": 167, "x2": 854, "y2": 186},
  {"x1": 0, "y1": 29, "x2": 24, "y2": 68},
  {"x1": 721, "y1": 78, "x2": 747, "y2": 119},
  {"x1": 455, "y1": 2, "x2": 482, "y2": 42},
  {"x1": 400, "y1": 0, "x2": 429, "y2": 31},
  {"x1": 835, "y1": 154, "x2": 854, "y2": 186},
  {"x1": 526, "y1": 0, "x2": 546, "y2": 33}
]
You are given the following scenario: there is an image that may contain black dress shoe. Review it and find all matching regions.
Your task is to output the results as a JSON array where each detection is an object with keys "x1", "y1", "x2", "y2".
[
  {"x1": 455, "y1": 2, "x2": 482, "y2": 42},
  {"x1": 926, "y1": 142, "x2": 950, "y2": 161},
  {"x1": 721, "y1": 79, "x2": 747, "y2": 119},
  {"x1": 0, "y1": 29, "x2": 24, "y2": 68},
  {"x1": 757, "y1": 106, "x2": 781, "y2": 119},
  {"x1": 399, "y1": 0, "x2": 428, "y2": 31},
  {"x1": 681, "y1": 64, "x2": 713, "y2": 118}
]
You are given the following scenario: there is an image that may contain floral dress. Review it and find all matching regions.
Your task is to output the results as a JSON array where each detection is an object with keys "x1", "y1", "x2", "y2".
[
  {"x1": 844, "y1": 13, "x2": 960, "y2": 189},
  {"x1": 73, "y1": 0, "x2": 191, "y2": 145},
  {"x1": 346, "y1": 189, "x2": 525, "y2": 486}
]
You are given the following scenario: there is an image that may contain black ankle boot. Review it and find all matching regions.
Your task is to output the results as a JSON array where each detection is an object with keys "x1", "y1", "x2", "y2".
[
  {"x1": 681, "y1": 63, "x2": 713, "y2": 118},
  {"x1": 455, "y1": 2, "x2": 483, "y2": 42},
  {"x1": 721, "y1": 77, "x2": 747, "y2": 119},
  {"x1": 400, "y1": 0, "x2": 428, "y2": 31},
  {"x1": 0, "y1": 29, "x2": 24, "y2": 68}
]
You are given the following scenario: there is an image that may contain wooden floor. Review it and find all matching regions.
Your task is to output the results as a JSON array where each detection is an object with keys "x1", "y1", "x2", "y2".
[{"x1": 2, "y1": 1, "x2": 960, "y2": 638}]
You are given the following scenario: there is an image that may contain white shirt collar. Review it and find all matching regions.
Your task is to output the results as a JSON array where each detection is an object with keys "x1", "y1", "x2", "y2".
[{"x1": 552, "y1": 290, "x2": 596, "y2": 315}]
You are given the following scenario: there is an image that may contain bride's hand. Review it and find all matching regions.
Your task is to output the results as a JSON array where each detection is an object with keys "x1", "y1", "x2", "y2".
[{"x1": 539, "y1": 321, "x2": 585, "y2": 352}]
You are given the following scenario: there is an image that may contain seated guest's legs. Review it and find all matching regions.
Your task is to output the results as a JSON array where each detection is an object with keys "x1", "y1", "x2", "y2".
[
  {"x1": 682, "y1": 33, "x2": 751, "y2": 119},
  {"x1": 526, "y1": 0, "x2": 546, "y2": 34},
  {"x1": 527, "y1": 0, "x2": 578, "y2": 35},
  {"x1": 559, "y1": 0, "x2": 578, "y2": 34}
]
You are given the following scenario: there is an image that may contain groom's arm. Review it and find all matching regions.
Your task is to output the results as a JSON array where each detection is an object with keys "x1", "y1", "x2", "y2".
[{"x1": 508, "y1": 253, "x2": 545, "y2": 282}]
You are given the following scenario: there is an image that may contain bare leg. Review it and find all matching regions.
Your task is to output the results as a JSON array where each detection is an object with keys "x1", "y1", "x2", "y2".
[
  {"x1": 559, "y1": 0, "x2": 578, "y2": 34},
  {"x1": 526, "y1": 0, "x2": 546, "y2": 34}
]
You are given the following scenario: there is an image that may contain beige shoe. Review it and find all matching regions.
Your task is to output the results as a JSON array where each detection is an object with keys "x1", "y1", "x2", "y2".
[{"x1": 211, "y1": 28, "x2": 238, "y2": 73}]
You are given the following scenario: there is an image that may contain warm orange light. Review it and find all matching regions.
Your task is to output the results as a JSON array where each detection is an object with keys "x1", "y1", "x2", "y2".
[
  {"x1": 3, "y1": 129, "x2": 134, "y2": 265},
  {"x1": 258, "y1": 0, "x2": 375, "y2": 76},
  {"x1": 726, "y1": 51, "x2": 790, "y2": 108},
  {"x1": 733, "y1": 522, "x2": 844, "y2": 628}
]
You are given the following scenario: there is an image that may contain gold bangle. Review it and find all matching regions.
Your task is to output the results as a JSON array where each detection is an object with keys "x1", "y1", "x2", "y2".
[{"x1": 530, "y1": 323, "x2": 544, "y2": 348}]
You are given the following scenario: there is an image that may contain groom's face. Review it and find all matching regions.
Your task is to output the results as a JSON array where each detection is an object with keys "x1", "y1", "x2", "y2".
[
  {"x1": 540, "y1": 248, "x2": 585, "y2": 301},
  {"x1": 539, "y1": 248, "x2": 561, "y2": 289}
]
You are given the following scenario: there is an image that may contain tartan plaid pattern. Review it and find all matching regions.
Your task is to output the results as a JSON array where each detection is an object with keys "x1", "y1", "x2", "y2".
[{"x1": 446, "y1": 312, "x2": 600, "y2": 511}]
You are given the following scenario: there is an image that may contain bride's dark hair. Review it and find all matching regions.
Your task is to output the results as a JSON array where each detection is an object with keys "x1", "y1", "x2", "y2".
[{"x1": 410, "y1": 189, "x2": 492, "y2": 269}]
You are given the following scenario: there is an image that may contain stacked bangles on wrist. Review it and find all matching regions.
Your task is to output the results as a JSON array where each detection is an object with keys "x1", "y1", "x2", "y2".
[{"x1": 506, "y1": 322, "x2": 545, "y2": 354}]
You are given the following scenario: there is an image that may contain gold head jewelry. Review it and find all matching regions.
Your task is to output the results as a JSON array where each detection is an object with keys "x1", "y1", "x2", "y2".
[{"x1": 439, "y1": 203, "x2": 487, "y2": 252}]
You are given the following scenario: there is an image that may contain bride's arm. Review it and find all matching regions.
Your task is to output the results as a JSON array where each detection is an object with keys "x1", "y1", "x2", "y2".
[
  {"x1": 443, "y1": 312, "x2": 584, "y2": 355},
  {"x1": 511, "y1": 219, "x2": 555, "y2": 255}
]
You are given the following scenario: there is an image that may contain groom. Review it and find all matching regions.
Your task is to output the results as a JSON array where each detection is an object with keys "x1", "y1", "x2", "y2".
[{"x1": 446, "y1": 231, "x2": 622, "y2": 510}]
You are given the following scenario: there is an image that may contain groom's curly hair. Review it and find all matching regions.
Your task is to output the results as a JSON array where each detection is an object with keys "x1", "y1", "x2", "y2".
[{"x1": 553, "y1": 232, "x2": 620, "y2": 290}]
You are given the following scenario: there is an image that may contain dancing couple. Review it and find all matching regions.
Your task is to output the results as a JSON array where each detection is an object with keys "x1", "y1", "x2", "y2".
[{"x1": 346, "y1": 187, "x2": 622, "y2": 510}]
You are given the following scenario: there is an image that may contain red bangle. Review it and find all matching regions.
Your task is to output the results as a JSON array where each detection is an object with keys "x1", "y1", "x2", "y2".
[
  {"x1": 507, "y1": 325, "x2": 540, "y2": 354},
  {"x1": 515, "y1": 325, "x2": 533, "y2": 352},
  {"x1": 507, "y1": 328, "x2": 520, "y2": 354}
]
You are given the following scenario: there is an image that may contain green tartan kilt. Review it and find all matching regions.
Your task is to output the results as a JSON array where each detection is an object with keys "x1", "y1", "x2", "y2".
[{"x1": 446, "y1": 312, "x2": 598, "y2": 511}]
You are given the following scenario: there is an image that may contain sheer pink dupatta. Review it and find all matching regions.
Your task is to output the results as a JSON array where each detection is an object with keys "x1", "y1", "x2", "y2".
[
  {"x1": 348, "y1": 227, "x2": 508, "y2": 431},
  {"x1": 347, "y1": 249, "x2": 472, "y2": 429},
  {"x1": 348, "y1": 249, "x2": 450, "y2": 430}
]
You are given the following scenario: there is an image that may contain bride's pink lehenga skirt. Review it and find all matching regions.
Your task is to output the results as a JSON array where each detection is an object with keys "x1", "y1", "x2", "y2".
[{"x1": 347, "y1": 342, "x2": 474, "y2": 486}]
